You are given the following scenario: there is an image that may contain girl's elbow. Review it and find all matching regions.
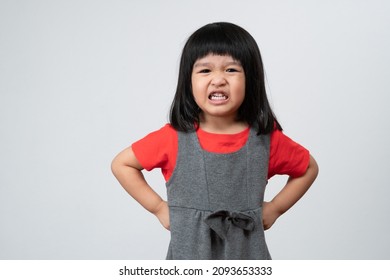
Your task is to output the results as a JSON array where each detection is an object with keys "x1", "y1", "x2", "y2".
[
  {"x1": 308, "y1": 155, "x2": 319, "y2": 180},
  {"x1": 111, "y1": 157, "x2": 120, "y2": 177},
  {"x1": 111, "y1": 153, "x2": 125, "y2": 177}
]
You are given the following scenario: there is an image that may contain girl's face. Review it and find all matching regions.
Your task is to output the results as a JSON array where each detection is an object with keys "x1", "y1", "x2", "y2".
[{"x1": 191, "y1": 54, "x2": 245, "y2": 123}]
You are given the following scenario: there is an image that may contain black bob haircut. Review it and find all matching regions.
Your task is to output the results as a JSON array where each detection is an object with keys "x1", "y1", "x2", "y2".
[{"x1": 169, "y1": 22, "x2": 282, "y2": 134}]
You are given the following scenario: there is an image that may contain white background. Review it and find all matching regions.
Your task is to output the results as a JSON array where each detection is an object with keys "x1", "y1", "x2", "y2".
[{"x1": 1, "y1": 0, "x2": 389, "y2": 259}]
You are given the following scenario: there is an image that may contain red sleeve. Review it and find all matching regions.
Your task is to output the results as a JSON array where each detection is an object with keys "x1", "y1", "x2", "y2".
[
  {"x1": 268, "y1": 129, "x2": 310, "y2": 179},
  {"x1": 131, "y1": 124, "x2": 178, "y2": 181}
]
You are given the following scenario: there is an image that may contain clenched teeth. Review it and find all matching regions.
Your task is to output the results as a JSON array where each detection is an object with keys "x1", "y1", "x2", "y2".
[{"x1": 209, "y1": 93, "x2": 228, "y2": 100}]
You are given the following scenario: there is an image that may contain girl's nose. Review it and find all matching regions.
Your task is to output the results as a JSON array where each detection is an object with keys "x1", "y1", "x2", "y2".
[{"x1": 211, "y1": 73, "x2": 227, "y2": 86}]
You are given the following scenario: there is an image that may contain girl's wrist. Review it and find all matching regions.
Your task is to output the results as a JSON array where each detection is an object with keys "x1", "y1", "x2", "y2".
[
  {"x1": 150, "y1": 199, "x2": 166, "y2": 215},
  {"x1": 268, "y1": 200, "x2": 284, "y2": 217}
]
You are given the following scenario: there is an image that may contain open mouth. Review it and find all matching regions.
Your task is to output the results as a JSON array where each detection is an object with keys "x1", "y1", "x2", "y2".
[{"x1": 208, "y1": 92, "x2": 228, "y2": 100}]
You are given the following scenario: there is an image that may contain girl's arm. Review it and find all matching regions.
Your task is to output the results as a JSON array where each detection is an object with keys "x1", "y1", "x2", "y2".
[
  {"x1": 111, "y1": 147, "x2": 170, "y2": 230},
  {"x1": 263, "y1": 154, "x2": 319, "y2": 230}
]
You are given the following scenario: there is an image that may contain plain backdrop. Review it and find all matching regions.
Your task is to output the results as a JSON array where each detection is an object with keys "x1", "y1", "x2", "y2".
[{"x1": 1, "y1": 0, "x2": 389, "y2": 259}]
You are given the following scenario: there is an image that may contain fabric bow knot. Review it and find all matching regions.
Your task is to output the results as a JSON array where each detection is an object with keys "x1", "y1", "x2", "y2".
[{"x1": 204, "y1": 210, "x2": 255, "y2": 240}]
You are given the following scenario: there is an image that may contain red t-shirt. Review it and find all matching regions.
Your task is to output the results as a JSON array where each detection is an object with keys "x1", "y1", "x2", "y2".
[{"x1": 132, "y1": 124, "x2": 310, "y2": 181}]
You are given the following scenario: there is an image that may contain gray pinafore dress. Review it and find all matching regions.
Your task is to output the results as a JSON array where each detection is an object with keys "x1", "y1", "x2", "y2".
[{"x1": 166, "y1": 128, "x2": 271, "y2": 259}]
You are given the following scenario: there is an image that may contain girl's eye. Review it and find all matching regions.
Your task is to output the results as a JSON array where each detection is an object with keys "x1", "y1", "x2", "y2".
[
  {"x1": 226, "y1": 68, "x2": 239, "y2": 73},
  {"x1": 198, "y1": 69, "x2": 211, "y2": 73}
]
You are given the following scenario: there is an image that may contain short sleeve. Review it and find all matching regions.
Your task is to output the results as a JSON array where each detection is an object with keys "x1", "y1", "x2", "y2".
[
  {"x1": 268, "y1": 129, "x2": 310, "y2": 179},
  {"x1": 131, "y1": 124, "x2": 178, "y2": 180}
]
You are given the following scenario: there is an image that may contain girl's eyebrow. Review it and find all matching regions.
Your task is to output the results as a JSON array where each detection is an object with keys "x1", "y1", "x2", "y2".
[{"x1": 193, "y1": 61, "x2": 242, "y2": 68}]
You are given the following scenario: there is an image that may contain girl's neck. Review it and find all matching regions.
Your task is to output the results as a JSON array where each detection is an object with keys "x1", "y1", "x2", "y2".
[{"x1": 198, "y1": 114, "x2": 249, "y2": 134}]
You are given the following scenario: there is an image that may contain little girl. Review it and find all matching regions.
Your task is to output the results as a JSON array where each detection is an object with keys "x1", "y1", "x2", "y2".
[{"x1": 112, "y1": 22, "x2": 319, "y2": 260}]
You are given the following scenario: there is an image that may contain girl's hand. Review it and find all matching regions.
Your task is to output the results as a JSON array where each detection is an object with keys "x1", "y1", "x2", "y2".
[
  {"x1": 262, "y1": 155, "x2": 319, "y2": 231},
  {"x1": 262, "y1": 201, "x2": 281, "y2": 230},
  {"x1": 154, "y1": 200, "x2": 170, "y2": 230}
]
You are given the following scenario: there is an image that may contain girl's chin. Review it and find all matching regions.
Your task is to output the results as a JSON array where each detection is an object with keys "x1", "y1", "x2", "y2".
[{"x1": 200, "y1": 110, "x2": 238, "y2": 120}]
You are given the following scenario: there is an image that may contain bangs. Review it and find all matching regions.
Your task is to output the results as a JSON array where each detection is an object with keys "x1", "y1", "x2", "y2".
[{"x1": 184, "y1": 23, "x2": 252, "y2": 66}]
